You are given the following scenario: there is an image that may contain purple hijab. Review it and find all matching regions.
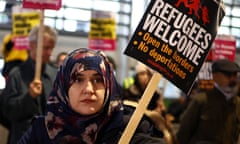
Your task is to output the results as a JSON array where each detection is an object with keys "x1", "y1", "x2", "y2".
[{"x1": 44, "y1": 48, "x2": 123, "y2": 143}]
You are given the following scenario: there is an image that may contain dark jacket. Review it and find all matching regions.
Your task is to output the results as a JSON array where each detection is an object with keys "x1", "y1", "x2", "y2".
[
  {"x1": 177, "y1": 87, "x2": 240, "y2": 144},
  {"x1": 18, "y1": 116, "x2": 123, "y2": 144},
  {"x1": 18, "y1": 116, "x2": 166, "y2": 144},
  {"x1": 1, "y1": 57, "x2": 57, "y2": 144}
]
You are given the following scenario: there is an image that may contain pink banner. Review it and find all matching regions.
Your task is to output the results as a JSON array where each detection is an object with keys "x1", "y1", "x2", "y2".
[
  {"x1": 23, "y1": 0, "x2": 61, "y2": 10},
  {"x1": 89, "y1": 39, "x2": 116, "y2": 51},
  {"x1": 13, "y1": 36, "x2": 29, "y2": 50},
  {"x1": 212, "y1": 35, "x2": 236, "y2": 61}
]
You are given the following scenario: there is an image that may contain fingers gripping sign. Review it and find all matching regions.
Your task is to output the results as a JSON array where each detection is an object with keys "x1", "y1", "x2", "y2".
[{"x1": 29, "y1": 79, "x2": 42, "y2": 98}]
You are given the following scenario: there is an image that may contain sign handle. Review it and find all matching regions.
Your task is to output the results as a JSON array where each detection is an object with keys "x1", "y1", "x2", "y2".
[
  {"x1": 34, "y1": 10, "x2": 44, "y2": 80},
  {"x1": 118, "y1": 72, "x2": 162, "y2": 144}
]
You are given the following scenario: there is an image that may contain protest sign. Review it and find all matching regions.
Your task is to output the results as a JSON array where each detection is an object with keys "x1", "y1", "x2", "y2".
[
  {"x1": 12, "y1": 12, "x2": 40, "y2": 36},
  {"x1": 198, "y1": 35, "x2": 236, "y2": 90},
  {"x1": 124, "y1": 0, "x2": 225, "y2": 94},
  {"x1": 212, "y1": 35, "x2": 236, "y2": 61},
  {"x1": 89, "y1": 10, "x2": 117, "y2": 51},
  {"x1": 198, "y1": 61, "x2": 214, "y2": 90},
  {"x1": 22, "y1": 0, "x2": 62, "y2": 80},
  {"x1": 120, "y1": 0, "x2": 225, "y2": 143},
  {"x1": 23, "y1": 0, "x2": 61, "y2": 10},
  {"x1": 12, "y1": 12, "x2": 40, "y2": 50}
]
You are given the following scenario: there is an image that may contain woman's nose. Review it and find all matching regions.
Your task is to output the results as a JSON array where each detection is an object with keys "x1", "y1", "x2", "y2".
[{"x1": 83, "y1": 81, "x2": 94, "y2": 94}]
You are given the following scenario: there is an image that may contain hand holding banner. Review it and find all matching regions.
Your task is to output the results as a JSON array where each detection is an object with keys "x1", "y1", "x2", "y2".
[
  {"x1": 22, "y1": 0, "x2": 61, "y2": 80},
  {"x1": 121, "y1": 0, "x2": 225, "y2": 143}
]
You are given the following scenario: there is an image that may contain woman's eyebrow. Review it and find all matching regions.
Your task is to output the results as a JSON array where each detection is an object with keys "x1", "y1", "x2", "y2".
[
  {"x1": 76, "y1": 73, "x2": 84, "y2": 77},
  {"x1": 92, "y1": 73, "x2": 101, "y2": 77}
]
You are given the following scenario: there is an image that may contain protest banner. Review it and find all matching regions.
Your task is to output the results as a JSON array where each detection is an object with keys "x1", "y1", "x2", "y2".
[
  {"x1": 12, "y1": 12, "x2": 40, "y2": 50},
  {"x1": 198, "y1": 60, "x2": 214, "y2": 90},
  {"x1": 22, "y1": 0, "x2": 61, "y2": 80},
  {"x1": 23, "y1": 0, "x2": 61, "y2": 10},
  {"x1": 124, "y1": 0, "x2": 225, "y2": 94},
  {"x1": 89, "y1": 10, "x2": 117, "y2": 51},
  {"x1": 198, "y1": 35, "x2": 236, "y2": 90},
  {"x1": 212, "y1": 35, "x2": 236, "y2": 61},
  {"x1": 120, "y1": 0, "x2": 225, "y2": 143}
]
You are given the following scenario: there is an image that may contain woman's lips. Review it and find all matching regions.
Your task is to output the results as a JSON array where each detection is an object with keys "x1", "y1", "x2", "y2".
[{"x1": 81, "y1": 99, "x2": 95, "y2": 104}]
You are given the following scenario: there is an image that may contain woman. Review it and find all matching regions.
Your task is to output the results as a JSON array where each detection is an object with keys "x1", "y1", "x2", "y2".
[
  {"x1": 18, "y1": 48, "x2": 166, "y2": 144},
  {"x1": 18, "y1": 48, "x2": 124, "y2": 144}
]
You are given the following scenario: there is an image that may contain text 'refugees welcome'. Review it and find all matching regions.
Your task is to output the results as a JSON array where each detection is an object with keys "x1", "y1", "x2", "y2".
[{"x1": 143, "y1": 0, "x2": 212, "y2": 66}]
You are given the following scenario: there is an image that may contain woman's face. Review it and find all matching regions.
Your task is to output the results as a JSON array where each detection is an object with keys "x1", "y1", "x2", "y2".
[
  {"x1": 30, "y1": 33, "x2": 55, "y2": 64},
  {"x1": 68, "y1": 70, "x2": 105, "y2": 115}
]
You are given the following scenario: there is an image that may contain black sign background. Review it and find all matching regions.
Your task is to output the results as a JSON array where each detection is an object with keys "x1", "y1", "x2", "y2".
[{"x1": 124, "y1": 0, "x2": 225, "y2": 94}]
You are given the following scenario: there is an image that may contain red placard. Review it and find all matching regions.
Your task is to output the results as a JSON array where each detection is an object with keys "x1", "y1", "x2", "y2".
[
  {"x1": 212, "y1": 35, "x2": 236, "y2": 61},
  {"x1": 23, "y1": 0, "x2": 61, "y2": 10}
]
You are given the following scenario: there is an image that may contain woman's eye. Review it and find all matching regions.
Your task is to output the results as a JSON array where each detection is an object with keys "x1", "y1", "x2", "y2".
[
  {"x1": 92, "y1": 77, "x2": 104, "y2": 84},
  {"x1": 74, "y1": 77, "x2": 84, "y2": 83}
]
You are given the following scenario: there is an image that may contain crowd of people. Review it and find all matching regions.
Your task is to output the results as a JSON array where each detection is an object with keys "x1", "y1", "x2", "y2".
[{"x1": 0, "y1": 24, "x2": 240, "y2": 144}]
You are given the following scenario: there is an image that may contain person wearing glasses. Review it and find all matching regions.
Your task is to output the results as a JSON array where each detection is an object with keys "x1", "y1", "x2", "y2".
[{"x1": 177, "y1": 59, "x2": 240, "y2": 144}]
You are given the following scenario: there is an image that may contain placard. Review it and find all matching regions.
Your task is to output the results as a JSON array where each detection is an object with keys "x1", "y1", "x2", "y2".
[
  {"x1": 124, "y1": 0, "x2": 225, "y2": 94},
  {"x1": 89, "y1": 10, "x2": 116, "y2": 51},
  {"x1": 23, "y1": 0, "x2": 61, "y2": 10}
]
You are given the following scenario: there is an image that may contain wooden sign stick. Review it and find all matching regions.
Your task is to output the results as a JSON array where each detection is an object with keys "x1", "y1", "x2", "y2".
[
  {"x1": 34, "y1": 10, "x2": 44, "y2": 80},
  {"x1": 118, "y1": 72, "x2": 162, "y2": 144}
]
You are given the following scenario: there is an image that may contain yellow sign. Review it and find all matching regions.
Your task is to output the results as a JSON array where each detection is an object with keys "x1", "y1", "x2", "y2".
[
  {"x1": 12, "y1": 12, "x2": 40, "y2": 36},
  {"x1": 89, "y1": 18, "x2": 116, "y2": 39}
]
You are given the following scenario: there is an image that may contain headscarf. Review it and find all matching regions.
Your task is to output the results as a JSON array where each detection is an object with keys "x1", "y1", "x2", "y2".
[{"x1": 44, "y1": 48, "x2": 123, "y2": 143}]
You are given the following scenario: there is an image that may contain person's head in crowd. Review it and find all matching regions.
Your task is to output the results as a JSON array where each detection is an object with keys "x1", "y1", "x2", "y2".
[
  {"x1": 212, "y1": 59, "x2": 240, "y2": 98},
  {"x1": 106, "y1": 55, "x2": 116, "y2": 70},
  {"x1": 44, "y1": 48, "x2": 123, "y2": 143},
  {"x1": 106, "y1": 55, "x2": 117, "y2": 77},
  {"x1": 134, "y1": 62, "x2": 153, "y2": 91},
  {"x1": 56, "y1": 52, "x2": 67, "y2": 67},
  {"x1": 148, "y1": 91, "x2": 166, "y2": 114},
  {"x1": 1, "y1": 25, "x2": 58, "y2": 144},
  {"x1": 1, "y1": 33, "x2": 28, "y2": 62},
  {"x1": 1, "y1": 33, "x2": 28, "y2": 78},
  {"x1": 28, "y1": 25, "x2": 58, "y2": 64}
]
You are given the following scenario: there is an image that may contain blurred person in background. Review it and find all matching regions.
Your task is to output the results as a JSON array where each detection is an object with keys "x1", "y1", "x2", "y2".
[
  {"x1": 0, "y1": 25, "x2": 58, "y2": 144},
  {"x1": 123, "y1": 62, "x2": 166, "y2": 116},
  {"x1": 167, "y1": 81, "x2": 199, "y2": 124},
  {"x1": 55, "y1": 51, "x2": 67, "y2": 67},
  {"x1": 1, "y1": 33, "x2": 28, "y2": 79},
  {"x1": 177, "y1": 59, "x2": 240, "y2": 144},
  {"x1": 122, "y1": 62, "x2": 175, "y2": 142}
]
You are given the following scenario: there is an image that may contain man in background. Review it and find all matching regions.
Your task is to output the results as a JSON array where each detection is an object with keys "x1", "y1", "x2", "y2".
[
  {"x1": 55, "y1": 51, "x2": 67, "y2": 67},
  {"x1": 1, "y1": 25, "x2": 58, "y2": 144},
  {"x1": 177, "y1": 59, "x2": 240, "y2": 144}
]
